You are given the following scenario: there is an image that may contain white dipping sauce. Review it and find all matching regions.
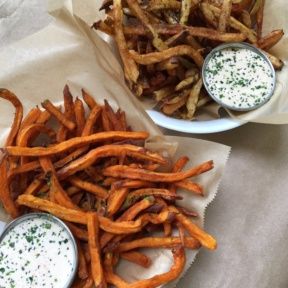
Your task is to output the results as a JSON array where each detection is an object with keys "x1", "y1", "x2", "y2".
[
  {"x1": 204, "y1": 46, "x2": 275, "y2": 110},
  {"x1": 0, "y1": 215, "x2": 76, "y2": 288}
]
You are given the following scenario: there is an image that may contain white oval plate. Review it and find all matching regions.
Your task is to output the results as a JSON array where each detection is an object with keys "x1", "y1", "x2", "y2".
[{"x1": 146, "y1": 110, "x2": 246, "y2": 134}]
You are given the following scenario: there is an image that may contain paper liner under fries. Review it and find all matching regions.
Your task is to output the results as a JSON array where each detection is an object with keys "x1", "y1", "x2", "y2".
[{"x1": 0, "y1": 2, "x2": 230, "y2": 287}]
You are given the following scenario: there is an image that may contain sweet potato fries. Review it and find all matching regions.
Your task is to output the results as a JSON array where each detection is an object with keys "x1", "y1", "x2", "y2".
[{"x1": 0, "y1": 86, "x2": 216, "y2": 287}]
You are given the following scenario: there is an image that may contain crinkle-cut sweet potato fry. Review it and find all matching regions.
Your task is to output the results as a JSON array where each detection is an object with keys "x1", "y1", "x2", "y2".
[
  {"x1": 120, "y1": 251, "x2": 152, "y2": 268},
  {"x1": 87, "y1": 213, "x2": 107, "y2": 288},
  {"x1": 5, "y1": 131, "x2": 149, "y2": 157},
  {"x1": 57, "y1": 144, "x2": 167, "y2": 179},
  {"x1": 0, "y1": 89, "x2": 23, "y2": 147},
  {"x1": 103, "y1": 160, "x2": 214, "y2": 183}
]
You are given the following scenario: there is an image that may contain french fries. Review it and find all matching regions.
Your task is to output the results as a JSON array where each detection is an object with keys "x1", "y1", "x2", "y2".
[
  {"x1": 1, "y1": 87, "x2": 216, "y2": 287},
  {"x1": 93, "y1": 0, "x2": 284, "y2": 119}
]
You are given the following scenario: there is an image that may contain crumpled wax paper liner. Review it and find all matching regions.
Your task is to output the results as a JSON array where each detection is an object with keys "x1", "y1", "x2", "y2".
[
  {"x1": 72, "y1": 0, "x2": 288, "y2": 124},
  {"x1": 0, "y1": 1, "x2": 230, "y2": 286}
]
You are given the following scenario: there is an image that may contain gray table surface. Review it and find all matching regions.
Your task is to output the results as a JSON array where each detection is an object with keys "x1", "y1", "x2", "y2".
[{"x1": 1, "y1": 1, "x2": 288, "y2": 287}]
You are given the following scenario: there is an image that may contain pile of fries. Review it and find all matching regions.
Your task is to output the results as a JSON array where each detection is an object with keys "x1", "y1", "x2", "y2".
[
  {"x1": 0, "y1": 87, "x2": 216, "y2": 287},
  {"x1": 93, "y1": 0, "x2": 284, "y2": 119}
]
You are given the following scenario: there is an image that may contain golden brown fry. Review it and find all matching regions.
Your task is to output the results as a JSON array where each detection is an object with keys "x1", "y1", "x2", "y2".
[
  {"x1": 68, "y1": 176, "x2": 108, "y2": 199},
  {"x1": 180, "y1": 0, "x2": 192, "y2": 25},
  {"x1": 257, "y1": 29, "x2": 284, "y2": 50},
  {"x1": 130, "y1": 45, "x2": 204, "y2": 67},
  {"x1": 126, "y1": 0, "x2": 167, "y2": 51},
  {"x1": 114, "y1": 0, "x2": 139, "y2": 83},
  {"x1": 169, "y1": 206, "x2": 217, "y2": 250},
  {"x1": 103, "y1": 160, "x2": 214, "y2": 183},
  {"x1": 147, "y1": 0, "x2": 181, "y2": 11},
  {"x1": 218, "y1": 0, "x2": 232, "y2": 33},
  {"x1": 256, "y1": 0, "x2": 265, "y2": 38},
  {"x1": 57, "y1": 144, "x2": 166, "y2": 179},
  {"x1": 87, "y1": 213, "x2": 107, "y2": 288},
  {"x1": 264, "y1": 51, "x2": 284, "y2": 70},
  {"x1": 74, "y1": 97, "x2": 86, "y2": 136},
  {"x1": 240, "y1": 10, "x2": 252, "y2": 28},
  {"x1": 5, "y1": 131, "x2": 149, "y2": 157},
  {"x1": 162, "y1": 91, "x2": 190, "y2": 116},
  {"x1": 117, "y1": 236, "x2": 200, "y2": 252},
  {"x1": 120, "y1": 251, "x2": 152, "y2": 268},
  {"x1": 0, "y1": 89, "x2": 23, "y2": 146},
  {"x1": 92, "y1": 20, "x2": 114, "y2": 36},
  {"x1": 23, "y1": 179, "x2": 43, "y2": 195},
  {"x1": 185, "y1": 78, "x2": 203, "y2": 119}
]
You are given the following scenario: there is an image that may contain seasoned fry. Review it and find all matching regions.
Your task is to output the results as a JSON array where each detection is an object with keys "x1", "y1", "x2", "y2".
[
  {"x1": 5, "y1": 131, "x2": 149, "y2": 157},
  {"x1": 218, "y1": 0, "x2": 232, "y2": 33},
  {"x1": 185, "y1": 78, "x2": 203, "y2": 119},
  {"x1": 120, "y1": 251, "x2": 151, "y2": 268},
  {"x1": 87, "y1": 213, "x2": 106, "y2": 288},
  {"x1": 0, "y1": 89, "x2": 23, "y2": 146},
  {"x1": 258, "y1": 30, "x2": 284, "y2": 51},
  {"x1": 41, "y1": 99, "x2": 76, "y2": 131},
  {"x1": 256, "y1": 0, "x2": 265, "y2": 38},
  {"x1": 130, "y1": 45, "x2": 204, "y2": 67},
  {"x1": 103, "y1": 160, "x2": 214, "y2": 183},
  {"x1": 114, "y1": 0, "x2": 139, "y2": 83}
]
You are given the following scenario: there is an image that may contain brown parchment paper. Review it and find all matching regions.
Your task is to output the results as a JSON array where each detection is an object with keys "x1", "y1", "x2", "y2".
[
  {"x1": 0, "y1": 2, "x2": 230, "y2": 286},
  {"x1": 77, "y1": 0, "x2": 288, "y2": 124}
]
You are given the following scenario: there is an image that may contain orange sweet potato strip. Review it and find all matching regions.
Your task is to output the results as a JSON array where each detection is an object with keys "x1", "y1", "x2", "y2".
[
  {"x1": 169, "y1": 206, "x2": 216, "y2": 250},
  {"x1": 74, "y1": 97, "x2": 86, "y2": 136},
  {"x1": 82, "y1": 89, "x2": 98, "y2": 110},
  {"x1": 66, "y1": 222, "x2": 88, "y2": 241},
  {"x1": 175, "y1": 180, "x2": 204, "y2": 196},
  {"x1": 103, "y1": 160, "x2": 214, "y2": 183},
  {"x1": 0, "y1": 89, "x2": 23, "y2": 146},
  {"x1": 100, "y1": 197, "x2": 154, "y2": 248},
  {"x1": 87, "y1": 213, "x2": 107, "y2": 288},
  {"x1": 36, "y1": 110, "x2": 51, "y2": 124},
  {"x1": 5, "y1": 131, "x2": 149, "y2": 157},
  {"x1": 77, "y1": 241, "x2": 89, "y2": 280},
  {"x1": 68, "y1": 176, "x2": 108, "y2": 199},
  {"x1": 0, "y1": 156, "x2": 20, "y2": 218},
  {"x1": 57, "y1": 144, "x2": 166, "y2": 179},
  {"x1": 170, "y1": 156, "x2": 190, "y2": 194},
  {"x1": 41, "y1": 99, "x2": 75, "y2": 131},
  {"x1": 120, "y1": 251, "x2": 151, "y2": 268},
  {"x1": 117, "y1": 236, "x2": 200, "y2": 252},
  {"x1": 106, "y1": 247, "x2": 186, "y2": 288},
  {"x1": 39, "y1": 157, "x2": 78, "y2": 209},
  {"x1": 107, "y1": 188, "x2": 129, "y2": 216},
  {"x1": 17, "y1": 195, "x2": 88, "y2": 224},
  {"x1": 81, "y1": 105, "x2": 102, "y2": 136}
]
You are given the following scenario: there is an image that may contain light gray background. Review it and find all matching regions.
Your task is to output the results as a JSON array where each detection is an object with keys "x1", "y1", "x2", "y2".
[{"x1": 1, "y1": 1, "x2": 288, "y2": 287}]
